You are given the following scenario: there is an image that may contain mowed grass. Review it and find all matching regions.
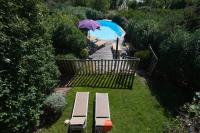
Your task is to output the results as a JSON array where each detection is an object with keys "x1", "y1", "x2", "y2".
[{"x1": 40, "y1": 76, "x2": 171, "y2": 133}]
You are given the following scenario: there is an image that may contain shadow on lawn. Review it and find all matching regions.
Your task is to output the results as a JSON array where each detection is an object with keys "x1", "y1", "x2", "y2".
[
  {"x1": 146, "y1": 74, "x2": 194, "y2": 116},
  {"x1": 65, "y1": 74, "x2": 135, "y2": 89}
]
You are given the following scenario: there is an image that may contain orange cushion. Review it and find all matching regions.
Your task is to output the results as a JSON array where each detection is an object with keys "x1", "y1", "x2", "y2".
[{"x1": 103, "y1": 120, "x2": 112, "y2": 132}]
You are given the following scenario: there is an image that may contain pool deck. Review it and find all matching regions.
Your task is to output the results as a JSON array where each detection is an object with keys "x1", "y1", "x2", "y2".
[
  {"x1": 89, "y1": 42, "x2": 113, "y2": 60},
  {"x1": 89, "y1": 39, "x2": 125, "y2": 60}
]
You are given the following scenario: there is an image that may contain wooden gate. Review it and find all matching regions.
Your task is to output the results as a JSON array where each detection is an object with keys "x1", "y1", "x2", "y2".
[{"x1": 57, "y1": 59, "x2": 140, "y2": 89}]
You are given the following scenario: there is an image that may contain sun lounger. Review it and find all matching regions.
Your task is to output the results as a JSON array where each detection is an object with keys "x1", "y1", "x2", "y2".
[
  {"x1": 95, "y1": 93, "x2": 112, "y2": 133},
  {"x1": 69, "y1": 92, "x2": 89, "y2": 132}
]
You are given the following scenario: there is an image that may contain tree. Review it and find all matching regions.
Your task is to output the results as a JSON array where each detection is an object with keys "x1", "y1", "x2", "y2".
[
  {"x1": 184, "y1": 0, "x2": 200, "y2": 31},
  {"x1": 159, "y1": 29, "x2": 200, "y2": 90},
  {"x1": 53, "y1": 22, "x2": 87, "y2": 57},
  {"x1": 94, "y1": 0, "x2": 110, "y2": 12},
  {"x1": 0, "y1": 0, "x2": 59, "y2": 132}
]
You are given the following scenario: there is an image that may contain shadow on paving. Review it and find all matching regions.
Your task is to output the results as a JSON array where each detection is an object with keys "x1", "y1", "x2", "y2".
[
  {"x1": 146, "y1": 74, "x2": 194, "y2": 116},
  {"x1": 65, "y1": 74, "x2": 135, "y2": 89}
]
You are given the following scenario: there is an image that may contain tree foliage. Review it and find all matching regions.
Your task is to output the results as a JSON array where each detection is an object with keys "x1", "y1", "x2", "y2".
[
  {"x1": 52, "y1": 22, "x2": 87, "y2": 57},
  {"x1": 127, "y1": 19, "x2": 164, "y2": 51},
  {"x1": 159, "y1": 29, "x2": 200, "y2": 89},
  {"x1": 94, "y1": 0, "x2": 110, "y2": 12},
  {"x1": 184, "y1": 1, "x2": 200, "y2": 31},
  {"x1": 0, "y1": 0, "x2": 59, "y2": 132}
]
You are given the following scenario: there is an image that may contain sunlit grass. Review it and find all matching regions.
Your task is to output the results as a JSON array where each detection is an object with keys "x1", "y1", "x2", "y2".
[{"x1": 40, "y1": 76, "x2": 171, "y2": 133}]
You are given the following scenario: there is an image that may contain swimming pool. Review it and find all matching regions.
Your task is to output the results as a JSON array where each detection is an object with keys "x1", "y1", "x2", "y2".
[{"x1": 89, "y1": 20, "x2": 125, "y2": 40}]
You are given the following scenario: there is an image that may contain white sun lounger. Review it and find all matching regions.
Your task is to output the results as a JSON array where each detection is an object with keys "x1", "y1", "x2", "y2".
[
  {"x1": 69, "y1": 92, "x2": 89, "y2": 132},
  {"x1": 95, "y1": 93, "x2": 112, "y2": 133}
]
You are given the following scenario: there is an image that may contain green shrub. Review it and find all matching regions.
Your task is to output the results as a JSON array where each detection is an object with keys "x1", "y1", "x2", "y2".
[
  {"x1": 80, "y1": 48, "x2": 89, "y2": 59},
  {"x1": 53, "y1": 23, "x2": 87, "y2": 56},
  {"x1": 51, "y1": 6, "x2": 104, "y2": 20},
  {"x1": 134, "y1": 50, "x2": 151, "y2": 70},
  {"x1": 184, "y1": 3, "x2": 200, "y2": 31},
  {"x1": 127, "y1": 19, "x2": 164, "y2": 51},
  {"x1": 170, "y1": 0, "x2": 187, "y2": 9},
  {"x1": 128, "y1": 0, "x2": 138, "y2": 9},
  {"x1": 0, "y1": 0, "x2": 59, "y2": 132},
  {"x1": 44, "y1": 11, "x2": 78, "y2": 34},
  {"x1": 163, "y1": 92, "x2": 200, "y2": 133},
  {"x1": 159, "y1": 29, "x2": 200, "y2": 89},
  {"x1": 44, "y1": 93, "x2": 66, "y2": 114},
  {"x1": 112, "y1": 15, "x2": 129, "y2": 29},
  {"x1": 43, "y1": 93, "x2": 66, "y2": 124},
  {"x1": 56, "y1": 53, "x2": 77, "y2": 60},
  {"x1": 93, "y1": 0, "x2": 110, "y2": 12},
  {"x1": 85, "y1": 8, "x2": 105, "y2": 20}
]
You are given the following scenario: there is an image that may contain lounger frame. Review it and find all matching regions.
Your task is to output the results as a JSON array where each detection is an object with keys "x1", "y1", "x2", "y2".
[
  {"x1": 69, "y1": 92, "x2": 89, "y2": 133},
  {"x1": 95, "y1": 93, "x2": 111, "y2": 133}
]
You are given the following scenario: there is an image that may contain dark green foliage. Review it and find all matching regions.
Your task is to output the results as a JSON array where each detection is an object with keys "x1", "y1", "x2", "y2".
[
  {"x1": 127, "y1": 19, "x2": 164, "y2": 50},
  {"x1": 159, "y1": 29, "x2": 200, "y2": 89},
  {"x1": 94, "y1": 0, "x2": 110, "y2": 12},
  {"x1": 170, "y1": 0, "x2": 187, "y2": 9},
  {"x1": 164, "y1": 92, "x2": 200, "y2": 132},
  {"x1": 73, "y1": 0, "x2": 88, "y2": 6},
  {"x1": 112, "y1": 15, "x2": 128, "y2": 29},
  {"x1": 142, "y1": 0, "x2": 199, "y2": 9},
  {"x1": 184, "y1": 1, "x2": 200, "y2": 31},
  {"x1": 128, "y1": 0, "x2": 138, "y2": 9},
  {"x1": 80, "y1": 48, "x2": 89, "y2": 59},
  {"x1": 53, "y1": 23, "x2": 87, "y2": 57},
  {"x1": 134, "y1": 50, "x2": 151, "y2": 70},
  {"x1": 51, "y1": 6, "x2": 105, "y2": 20},
  {"x1": 56, "y1": 53, "x2": 77, "y2": 60},
  {"x1": 0, "y1": 0, "x2": 59, "y2": 132},
  {"x1": 110, "y1": 0, "x2": 119, "y2": 9},
  {"x1": 85, "y1": 8, "x2": 105, "y2": 20}
]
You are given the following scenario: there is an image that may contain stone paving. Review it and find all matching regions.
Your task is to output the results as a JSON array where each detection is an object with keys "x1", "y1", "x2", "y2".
[{"x1": 89, "y1": 42, "x2": 113, "y2": 60}]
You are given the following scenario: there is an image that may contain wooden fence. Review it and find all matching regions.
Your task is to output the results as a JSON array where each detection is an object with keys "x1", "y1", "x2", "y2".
[
  {"x1": 147, "y1": 45, "x2": 158, "y2": 75},
  {"x1": 57, "y1": 59, "x2": 140, "y2": 89}
]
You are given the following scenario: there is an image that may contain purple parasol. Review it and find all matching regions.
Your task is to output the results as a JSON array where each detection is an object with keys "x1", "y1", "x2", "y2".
[{"x1": 78, "y1": 19, "x2": 100, "y2": 31}]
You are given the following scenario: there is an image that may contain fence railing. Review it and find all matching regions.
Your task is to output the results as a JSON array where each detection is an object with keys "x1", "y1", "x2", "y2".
[
  {"x1": 56, "y1": 59, "x2": 140, "y2": 89},
  {"x1": 57, "y1": 59, "x2": 140, "y2": 76}
]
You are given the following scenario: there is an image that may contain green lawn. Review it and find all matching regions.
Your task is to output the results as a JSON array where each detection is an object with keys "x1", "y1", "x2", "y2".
[{"x1": 40, "y1": 76, "x2": 171, "y2": 133}]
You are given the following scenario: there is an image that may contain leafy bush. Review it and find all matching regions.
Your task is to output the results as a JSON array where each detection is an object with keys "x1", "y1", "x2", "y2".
[
  {"x1": 128, "y1": 0, "x2": 138, "y2": 9},
  {"x1": 93, "y1": 0, "x2": 110, "y2": 12},
  {"x1": 127, "y1": 19, "x2": 164, "y2": 51},
  {"x1": 43, "y1": 93, "x2": 66, "y2": 124},
  {"x1": 184, "y1": 2, "x2": 200, "y2": 31},
  {"x1": 53, "y1": 23, "x2": 87, "y2": 57},
  {"x1": 56, "y1": 53, "x2": 77, "y2": 60},
  {"x1": 0, "y1": 0, "x2": 59, "y2": 132},
  {"x1": 44, "y1": 93, "x2": 66, "y2": 114},
  {"x1": 80, "y1": 48, "x2": 89, "y2": 59},
  {"x1": 51, "y1": 6, "x2": 105, "y2": 20},
  {"x1": 142, "y1": 0, "x2": 187, "y2": 9},
  {"x1": 112, "y1": 15, "x2": 129, "y2": 29},
  {"x1": 159, "y1": 29, "x2": 200, "y2": 89},
  {"x1": 163, "y1": 92, "x2": 200, "y2": 133},
  {"x1": 134, "y1": 50, "x2": 151, "y2": 69},
  {"x1": 85, "y1": 8, "x2": 105, "y2": 20}
]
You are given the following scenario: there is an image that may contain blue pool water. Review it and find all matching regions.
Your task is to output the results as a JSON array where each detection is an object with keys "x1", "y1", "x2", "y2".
[{"x1": 89, "y1": 20, "x2": 125, "y2": 40}]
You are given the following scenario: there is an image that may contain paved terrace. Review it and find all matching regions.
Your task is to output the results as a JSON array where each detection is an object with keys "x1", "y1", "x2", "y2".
[
  {"x1": 89, "y1": 39, "x2": 125, "y2": 60},
  {"x1": 89, "y1": 42, "x2": 113, "y2": 60}
]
